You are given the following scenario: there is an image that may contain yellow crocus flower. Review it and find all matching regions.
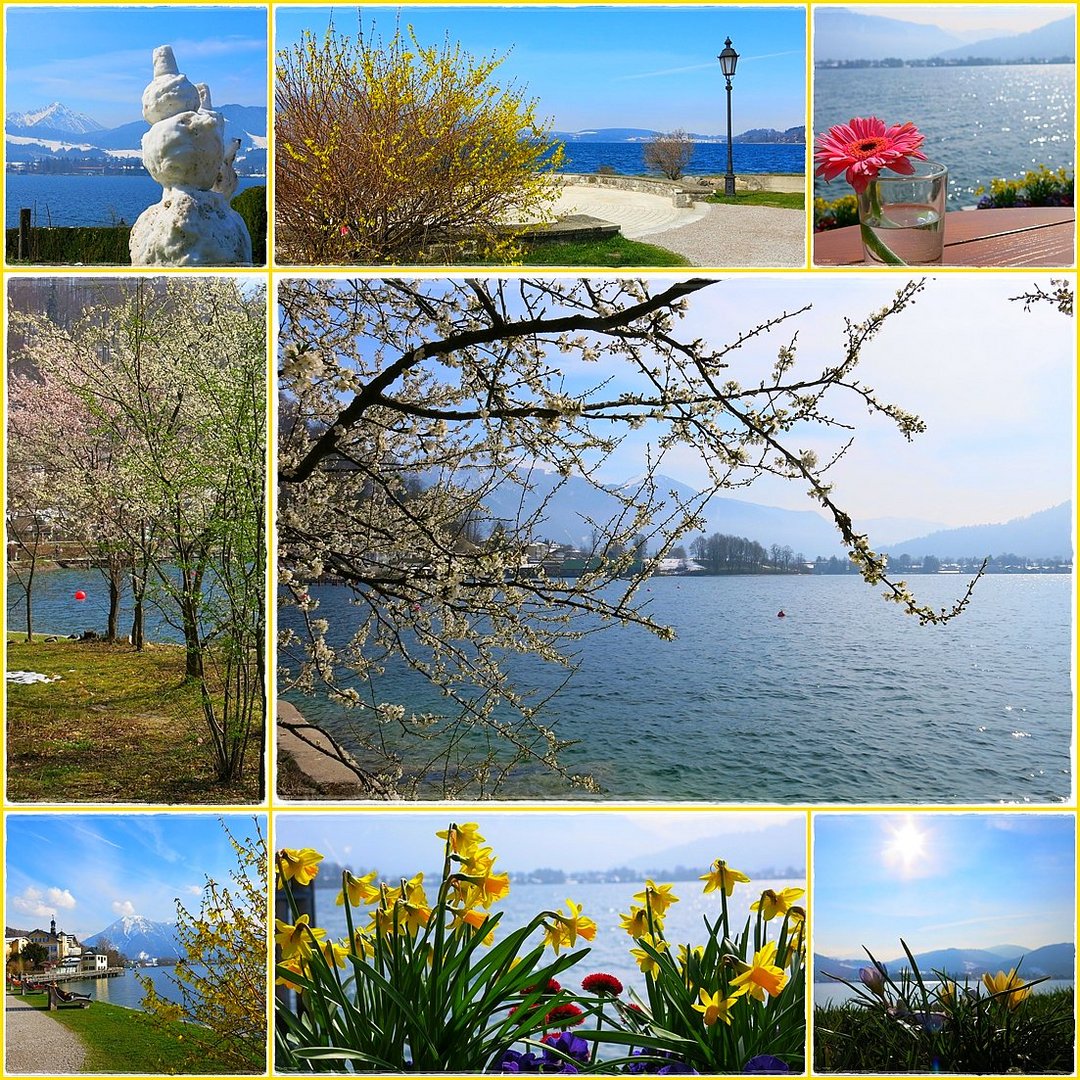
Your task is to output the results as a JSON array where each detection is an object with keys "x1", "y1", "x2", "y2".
[{"x1": 982, "y1": 969, "x2": 1031, "y2": 1010}]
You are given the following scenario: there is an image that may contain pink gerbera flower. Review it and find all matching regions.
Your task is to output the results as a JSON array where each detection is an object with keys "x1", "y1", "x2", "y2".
[{"x1": 814, "y1": 117, "x2": 927, "y2": 194}]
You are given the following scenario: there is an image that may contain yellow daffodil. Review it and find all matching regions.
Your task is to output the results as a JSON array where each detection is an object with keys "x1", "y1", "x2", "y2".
[
  {"x1": 619, "y1": 906, "x2": 657, "y2": 939},
  {"x1": 436, "y1": 822, "x2": 485, "y2": 858},
  {"x1": 937, "y1": 979, "x2": 957, "y2": 1007},
  {"x1": 729, "y1": 941, "x2": 789, "y2": 1001},
  {"x1": 630, "y1": 935, "x2": 669, "y2": 977},
  {"x1": 699, "y1": 859, "x2": 751, "y2": 896},
  {"x1": 318, "y1": 939, "x2": 350, "y2": 969},
  {"x1": 678, "y1": 943, "x2": 705, "y2": 967},
  {"x1": 336, "y1": 869, "x2": 379, "y2": 907},
  {"x1": 275, "y1": 957, "x2": 307, "y2": 992},
  {"x1": 982, "y1": 969, "x2": 1031, "y2": 1010},
  {"x1": 452, "y1": 908, "x2": 496, "y2": 945},
  {"x1": 692, "y1": 986, "x2": 745, "y2": 1027},
  {"x1": 352, "y1": 930, "x2": 375, "y2": 961},
  {"x1": 275, "y1": 915, "x2": 327, "y2": 961},
  {"x1": 750, "y1": 887, "x2": 805, "y2": 921},
  {"x1": 543, "y1": 899, "x2": 597, "y2": 953},
  {"x1": 276, "y1": 847, "x2": 324, "y2": 888},
  {"x1": 634, "y1": 880, "x2": 679, "y2": 918},
  {"x1": 453, "y1": 866, "x2": 511, "y2": 909}
]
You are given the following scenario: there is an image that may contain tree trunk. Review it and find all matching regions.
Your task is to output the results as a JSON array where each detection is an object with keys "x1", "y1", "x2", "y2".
[{"x1": 106, "y1": 567, "x2": 122, "y2": 643}]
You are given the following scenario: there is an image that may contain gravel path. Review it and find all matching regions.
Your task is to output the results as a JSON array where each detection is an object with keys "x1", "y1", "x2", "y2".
[
  {"x1": 5, "y1": 994, "x2": 88, "y2": 1074},
  {"x1": 648, "y1": 203, "x2": 807, "y2": 267},
  {"x1": 551, "y1": 185, "x2": 709, "y2": 237}
]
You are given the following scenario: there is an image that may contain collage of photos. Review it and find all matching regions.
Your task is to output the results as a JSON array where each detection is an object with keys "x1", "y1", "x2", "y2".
[{"x1": 1, "y1": 1, "x2": 1075, "y2": 1079}]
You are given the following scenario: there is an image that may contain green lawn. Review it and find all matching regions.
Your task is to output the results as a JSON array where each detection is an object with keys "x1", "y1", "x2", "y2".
[
  {"x1": 707, "y1": 191, "x2": 805, "y2": 210},
  {"x1": 518, "y1": 233, "x2": 690, "y2": 267},
  {"x1": 10, "y1": 992, "x2": 252, "y2": 1074},
  {"x1": 5, "y1": 639, "x2": 260, "y2": 803}
]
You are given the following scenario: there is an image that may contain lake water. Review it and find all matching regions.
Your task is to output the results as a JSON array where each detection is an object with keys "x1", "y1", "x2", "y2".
[
  {"x1": 815, "y1": 977, "x2": 1073, "y2": 1007},
  {"x1": 280, "y1": 574, "x2": 1072, "y2": 803},
  {"x1": 40, "y1": 965, "x2": 200, "y2": 1012},
  {"x1": 6, "y1": 565, "x2": 217, "y2": 644},
  {"x1": 304, "y1": 877, "x2": 803, "y2": 999},
  {"x1": 5, "y1": 173, "x2": 264, "y2": 228},
  {"x1": 813, "y1": 64, "x2": 1075, "y2": 206},
  {"x1": 557, "y1": 142, "x2": 804, "y2": 176}
]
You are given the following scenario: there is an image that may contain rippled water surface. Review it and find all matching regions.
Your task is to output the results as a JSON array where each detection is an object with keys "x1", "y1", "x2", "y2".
[
  {"x1": 813, "y1": 65, "x2": 1075, "y2": 206},
  {"x1": 282, "y1": 574, "x2": 1072, "y2": 803},
  {"x1": 309, "y1": 878, "x2": 802, "y2": 998}
]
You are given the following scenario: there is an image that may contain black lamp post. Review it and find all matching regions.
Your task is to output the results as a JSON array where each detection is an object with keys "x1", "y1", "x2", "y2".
[{"x1": 718, "y1": 37, "x2": 739, "y2": 196}]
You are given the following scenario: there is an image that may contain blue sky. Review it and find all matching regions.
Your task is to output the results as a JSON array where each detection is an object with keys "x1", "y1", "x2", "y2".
[
  {"x1": 813, "y1": 813, "x2": 1075, "y2": 959},
  {"x1": 5, "y1": 6, "x2": 267, "y2": 127},
  {"x1": 581, "y1": 275, "x2": 1072, "y2": 527},
  {"x1": 275, "y1": 811, "x2": 803, "y2": 876},
  {"x1": 847, "y1": 4, "x2": 1072, "y2": 36},
  {"x1": 275, "y1": 6, "x2": 806, "y2": 133},
  {"x1": 6, "y1": 814, "x2": 266, "y2": 939}
]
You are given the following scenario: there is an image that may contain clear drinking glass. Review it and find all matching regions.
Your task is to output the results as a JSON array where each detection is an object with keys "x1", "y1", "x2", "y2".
[{"x1": 857, "y1": 161, "x2": 948, "y2": 265}]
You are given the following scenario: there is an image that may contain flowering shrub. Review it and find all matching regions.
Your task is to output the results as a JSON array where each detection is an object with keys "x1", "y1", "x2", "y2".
[
  {"x1": 817, "y1": 939, "x2": 1074, "y2": 1073},
  {"x1": 275, "y1": 825, "x2": 805, "y2": 1072},
  {"x1": 976, "y1": 165, "x2": 1073, "y2": 209},
  {"x1": 813, "y1": 195, "x2": 859, "y2": 232}
]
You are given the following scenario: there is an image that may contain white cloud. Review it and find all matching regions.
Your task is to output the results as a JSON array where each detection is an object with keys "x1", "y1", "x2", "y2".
[
  {"x1": 111, "y1": 899, "x2": 136, "y2": 917},
  {"x1": 12, "y1": 885, "x2": 75, "y2": 918},
  {"x1": 184, "y1": 885, "x2": 203, "y2": 897}
]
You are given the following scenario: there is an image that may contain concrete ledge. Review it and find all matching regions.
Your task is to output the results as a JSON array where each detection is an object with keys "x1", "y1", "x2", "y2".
[
  {"x1": 277, "y1": 700, "x2": 398, "y2": 800},
  {"x1": 520, "y1": 214, "x2": 622, "y2": 243}
]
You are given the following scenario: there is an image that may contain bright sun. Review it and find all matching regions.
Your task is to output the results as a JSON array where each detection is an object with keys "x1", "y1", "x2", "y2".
[{"x1": 883, "y1": 817, "x2": 927, "y2": 869}]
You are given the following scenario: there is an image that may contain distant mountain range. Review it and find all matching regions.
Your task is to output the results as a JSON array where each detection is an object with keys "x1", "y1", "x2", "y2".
[
  {"x1": 6, "y1": 100, "x2": 266, "y2": 175},
  {"x1": 83, "y1": 914, "x2": 182, "y2": 961},
  {"x1": 473, "y1": 468, "x2": 1071, "y2": 562},
  {"x1": 552, "y1": 126, "x2": 806, "y2": 145},
  {"x1": 815, "y1": 942, "x2": 1074, "y2": 982},
  {"x1": 882, "y1": 502, "x2": 1072, "y2": 561},
  {"x1": 815, "y1": 9, "x2": 1074, "y2": 62}
]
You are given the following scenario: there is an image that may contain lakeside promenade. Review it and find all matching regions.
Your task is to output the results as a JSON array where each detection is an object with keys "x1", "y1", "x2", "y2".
[{"x1": 5, "y1": 994, "x2": 88, "y2": 1073}]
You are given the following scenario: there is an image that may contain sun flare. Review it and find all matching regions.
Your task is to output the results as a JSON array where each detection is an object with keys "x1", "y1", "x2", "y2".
[{"x1": 883, "y1": 817, "x2": 927, "y2": 870}]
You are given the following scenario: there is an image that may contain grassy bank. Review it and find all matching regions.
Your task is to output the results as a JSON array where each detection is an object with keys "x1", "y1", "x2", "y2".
[
  {"x1": 518, "y1": 233, "x2": 690, "y2": 266},
  {"x1": 815, "y1": 987, "x2": 1075, "y2": 1073},
  {"x1": 707, "y1": 190, "x2": 805, "y2": 210},
  {"x1": 10, "y1": 992, "x2": 246, "y2": 1074},
  {"x1": 6, "y1": 639, "x2": 259, "y2": 803}
]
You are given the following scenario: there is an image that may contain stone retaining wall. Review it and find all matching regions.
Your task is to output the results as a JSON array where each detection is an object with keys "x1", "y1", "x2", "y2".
[{"x1": 561, "y1": 172, "x2": 806, "y2": 204}]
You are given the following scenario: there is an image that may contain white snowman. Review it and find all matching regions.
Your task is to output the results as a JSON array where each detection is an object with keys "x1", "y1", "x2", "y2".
[{"x1": 129, "y1": 46, "x2": 253, "y2": 266}]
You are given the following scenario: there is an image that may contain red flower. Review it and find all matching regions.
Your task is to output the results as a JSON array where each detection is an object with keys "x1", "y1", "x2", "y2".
[
  {"x1": 582, "y1": 972, "x2": 624, "y2": 996},
  {"x1": 545, "y1": 1003, "x2": 585, "y2": 1026},
  {"x1": 339, "y1": 224, "x2": 350, "y2": 236},
  {"x1": 814, "y1": 117, "x2": 927, "y2": 195},
  {"x1": 522, "y1": 978, "x2": 561, "y2": 996}
]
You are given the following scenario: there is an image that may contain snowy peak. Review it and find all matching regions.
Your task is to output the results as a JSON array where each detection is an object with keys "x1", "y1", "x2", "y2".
[
  {"x1": 83, "y1": 914, "x2": 182, "y2": 959},
  {"x1": 8, "y1": 101, "x2": 104, "y2": 134}
]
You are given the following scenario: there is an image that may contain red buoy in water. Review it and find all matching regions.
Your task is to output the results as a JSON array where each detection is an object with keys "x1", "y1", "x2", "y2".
[{"x1": 74, "y1": 591, "x2": 87, "y2": 601}]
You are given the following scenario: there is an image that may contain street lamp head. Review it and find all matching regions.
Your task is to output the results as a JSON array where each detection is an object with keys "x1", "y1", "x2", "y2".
[{"x1": 718, "y1": 38, "x2": 739, "y2": 79}]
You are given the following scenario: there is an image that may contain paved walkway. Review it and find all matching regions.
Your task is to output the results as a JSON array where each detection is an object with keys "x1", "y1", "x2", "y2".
[
  {"x1": 647, "y1": 203, "x2": 806, "y2": 267},
  {"x1": 550, "y1": 185, "x2": 805, "y2": 267},
  {"x1": 5, "y1": 994, "x2": 88, "y2": 1074},
  {"x1": 551, "y1": 185, "x2": 709, "y2": 238}
]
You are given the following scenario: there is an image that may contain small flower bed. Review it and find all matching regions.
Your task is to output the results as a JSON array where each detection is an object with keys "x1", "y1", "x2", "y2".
[
  {"x1": 813, "y1": 194, "x2": 859, "y2": 232},
  {"x1": 816, "y1": 939, "x2": 1075, "y2": 1073},
  {"x1": 976, "y1": 165, "x2": 1073, "y2": 209},
  {"x1": 275, "y1": 825, "x2": 805, "y2": 1073}
]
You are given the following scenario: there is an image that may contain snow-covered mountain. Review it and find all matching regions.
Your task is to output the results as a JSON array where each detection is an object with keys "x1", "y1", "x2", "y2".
[
  {"x1": 83, "y1": 914, "x2": 182, "y2": 960},
  {"x1": 6, "y1": 101, "x2": 266, "y2": 175},
  {"x1": 8, "y1": 101, "x2": 104, "y2": 135}
]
